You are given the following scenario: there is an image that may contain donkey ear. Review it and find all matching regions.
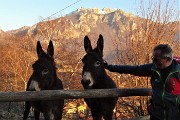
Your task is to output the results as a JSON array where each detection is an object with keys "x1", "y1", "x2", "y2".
[
  {"x1": 97, "y1": 34, "x2": 104, "y2": 56},
  {"x1": 47, "y1": 40, "x2": 54, "y2": 57},
  {"x1": 37, "y1": 41, "x2": 44, "y2": 57},
  {"x1": 84, "y1": 35, "x2": 92, "y2": 53}
]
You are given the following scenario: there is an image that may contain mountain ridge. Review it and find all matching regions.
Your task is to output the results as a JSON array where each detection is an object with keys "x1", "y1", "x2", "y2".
[{"x1": 0, "y1": 8, "x2": 179, "y2": 59}]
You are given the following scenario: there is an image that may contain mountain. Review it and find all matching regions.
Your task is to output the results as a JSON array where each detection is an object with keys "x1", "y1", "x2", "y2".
[
  {"x1": 0, "y1": 28, "x2": 11, "y2": 45},
  {"x1": 5, "y1": 8, "x2": 137, "y2": 37},
  {"x1": 4, "y1": 8, "x2": 138, "y2": 53},
  {"x1": 1, "y1": 8, "x2": 179, "y2": 60},
  {"x1": 7, "y1": 26, "x2": 30, "y2": 37}
]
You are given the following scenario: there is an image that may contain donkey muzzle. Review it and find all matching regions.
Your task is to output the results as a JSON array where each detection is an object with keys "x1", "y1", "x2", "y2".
[{"x1": 28, "y1": 80, "x2": 41, "y2": 91}]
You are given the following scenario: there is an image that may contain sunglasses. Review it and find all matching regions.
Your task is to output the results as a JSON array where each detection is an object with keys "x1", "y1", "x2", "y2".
[{"x1": 152, "y1": 56, "x2": 171, "y2": 62}]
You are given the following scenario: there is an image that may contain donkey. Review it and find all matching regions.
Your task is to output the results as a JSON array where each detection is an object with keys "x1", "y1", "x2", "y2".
[
  {"x1": 81, "y1": 34, "x2": 118, "y2": 120},
  {"x1": 23, "y1": 40, "x2": 64, "y2": 120}
]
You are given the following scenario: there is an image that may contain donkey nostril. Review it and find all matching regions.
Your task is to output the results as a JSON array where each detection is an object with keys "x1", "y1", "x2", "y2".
[
  {"x1": 86, "y1": 80, "x2": 91, "y2": 85},
  {"x1": 81, "y1": 80, "x2": 91, "y2": 86}
]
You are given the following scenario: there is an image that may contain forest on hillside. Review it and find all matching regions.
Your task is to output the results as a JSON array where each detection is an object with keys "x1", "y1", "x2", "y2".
[{"x1": 0, "y1": 0, "x2": 179, "y2": 119}]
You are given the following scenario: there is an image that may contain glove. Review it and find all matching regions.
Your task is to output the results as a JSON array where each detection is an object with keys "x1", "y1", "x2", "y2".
[{"x1": 103, "y1": 60, "x2": 109, "y2": 69}]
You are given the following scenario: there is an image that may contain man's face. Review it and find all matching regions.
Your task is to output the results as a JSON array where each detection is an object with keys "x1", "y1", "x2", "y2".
[{"x1": 152, "y1": 50, "x2": 169, "y2": 69}]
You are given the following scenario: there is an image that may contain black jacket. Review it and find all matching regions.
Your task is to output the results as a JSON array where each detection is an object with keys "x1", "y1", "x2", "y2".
[{"x1": 107, "y1": 59, "x2": 180, "y2": 120}]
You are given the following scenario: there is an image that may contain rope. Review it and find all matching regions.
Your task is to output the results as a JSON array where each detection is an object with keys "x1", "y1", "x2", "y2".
[{"x1": 41, "y1": 0, "x2": 82, "y2": 22}]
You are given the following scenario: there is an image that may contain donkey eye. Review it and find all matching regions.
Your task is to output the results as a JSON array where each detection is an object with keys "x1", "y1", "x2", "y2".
[
  {"x1": 94, "y1": 61, "x2": 101, "y2": 67},
  {"x1": 42, "y1": 69, "x2": 49, "y2": 75}
]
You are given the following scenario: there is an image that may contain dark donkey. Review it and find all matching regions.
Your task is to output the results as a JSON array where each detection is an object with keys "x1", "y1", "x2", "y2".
[
  {"x1": 23, "y1": 40, "x2": 64, "y2": 120},
  {"x1": 81, "y1": 34, "x2": 118, "y2": 120}
]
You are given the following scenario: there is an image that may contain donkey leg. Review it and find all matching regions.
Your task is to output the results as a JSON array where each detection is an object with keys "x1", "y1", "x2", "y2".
[
  {"x1": 43, "y1": 111, "x2": 51, "y2": 120},
  {"x1": 53, "y1": 111, "x2": 62, "y2": 120},
  {"x1": 91, "y1": 109, "x2": 102, "y2": 120},
  {"x1": 23, "y1": 101, "x2": 31, "y2": 120},
  {"x1": 52, "y1": 100, "x2": 64, "y2": 120},
  {"x1": 53, "y1": 104, "x2": 64, "y2": 120},
  {"x1": 103, "y1": 113, "x2": 113, "y2": 120},
  {"x1": 34, "y1": 109, "x2": 40, "y2": 120}
]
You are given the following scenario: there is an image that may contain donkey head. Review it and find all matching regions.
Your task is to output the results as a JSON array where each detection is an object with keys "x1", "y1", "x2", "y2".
[
  {"x1": 28, "y1": 40, "x2": 57, "y2": 91},
  {"x1": 81, "y1": 34, "x2": 106, "y2": 88}
]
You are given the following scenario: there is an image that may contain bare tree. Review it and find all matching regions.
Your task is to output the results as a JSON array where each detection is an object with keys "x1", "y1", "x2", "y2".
[
  {"x1": 0, "y1": 35, "x2": 35, "y2": 91},
  {"x1": 111, "y1": 0, "x2": 179, "y2": 117}
]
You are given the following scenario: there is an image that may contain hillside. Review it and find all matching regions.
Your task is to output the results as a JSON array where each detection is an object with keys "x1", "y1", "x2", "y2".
[{"x1": 3, "y1": 8, "x2": 179, "y2": 58}]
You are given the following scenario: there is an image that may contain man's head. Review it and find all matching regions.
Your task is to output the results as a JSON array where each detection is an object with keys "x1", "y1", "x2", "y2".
[{"x1": 152, "y1": 44, "x2": 173, "y2": 69}]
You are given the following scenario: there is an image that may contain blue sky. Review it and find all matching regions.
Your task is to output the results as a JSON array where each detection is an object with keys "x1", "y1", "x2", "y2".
[{"x1": 0, "y1": 0, "x2": 179, "y2": 31}]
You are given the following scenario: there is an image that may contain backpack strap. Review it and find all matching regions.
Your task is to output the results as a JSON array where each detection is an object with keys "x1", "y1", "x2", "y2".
[{"x1": 174, "y1": 56, "x2": 180, "y2": 64}]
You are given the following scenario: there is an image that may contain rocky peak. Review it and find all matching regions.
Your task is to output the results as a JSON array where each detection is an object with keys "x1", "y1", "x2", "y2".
[
  {"x1": 68, "y1": 7, "x2": 121, "y2": 15},
  {"x1": 14, "y1": 8, "x2": 138, "y2": 40}
]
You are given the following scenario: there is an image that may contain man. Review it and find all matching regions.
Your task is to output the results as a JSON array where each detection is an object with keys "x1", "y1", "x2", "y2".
[{"x1": 104, "y1": 44, "x2": 180, "y2": 120}]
